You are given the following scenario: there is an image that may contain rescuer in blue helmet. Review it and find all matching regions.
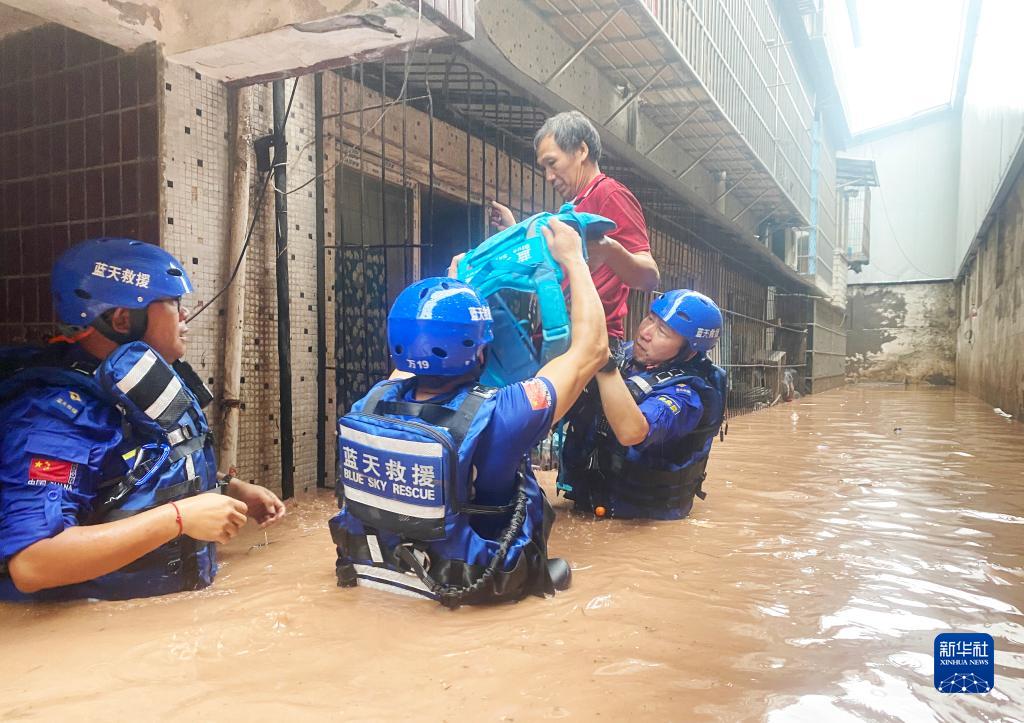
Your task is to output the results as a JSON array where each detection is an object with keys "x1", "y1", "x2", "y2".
[
  {"x1": 560, "y1": 289, "x2": 728, "y2": 520},
  {"x1": 0, "y1": 238, "x2": 285, "y2": 602},
  {"x1": 330, "y1": 218, "x2": 609, "y2": 607}
]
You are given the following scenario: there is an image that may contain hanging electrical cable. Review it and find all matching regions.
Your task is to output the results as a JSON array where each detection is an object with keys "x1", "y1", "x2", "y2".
[{"x1": 186, "y1": 77, "x2": 301, "y2": 323}]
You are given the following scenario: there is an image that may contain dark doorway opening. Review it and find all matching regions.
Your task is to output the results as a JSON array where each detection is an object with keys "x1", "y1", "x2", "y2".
[{"x1": 421, "y1": 190, "x2": 485, "y2": 278}]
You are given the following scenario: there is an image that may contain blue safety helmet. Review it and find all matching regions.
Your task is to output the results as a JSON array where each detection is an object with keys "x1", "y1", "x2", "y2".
[
  {"x1": 52, "y1": 238, "x2": 193, "y2": 326},
  {"x1": 387, "y1": 277, "x2": 494, "y2": 376},
  {"x1": 650, "y1": 289, "x2": 723, "y2": 354}
]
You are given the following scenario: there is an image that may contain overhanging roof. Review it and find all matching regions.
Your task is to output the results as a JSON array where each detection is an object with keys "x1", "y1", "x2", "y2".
[{"x1": 836, "y1": 157, "x2": 879, "y2": 187}]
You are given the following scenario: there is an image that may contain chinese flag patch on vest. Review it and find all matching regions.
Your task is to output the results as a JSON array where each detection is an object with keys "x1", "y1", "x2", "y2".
[{"x1": 29, "y1": 458, "x2": 78, "y2": 486}]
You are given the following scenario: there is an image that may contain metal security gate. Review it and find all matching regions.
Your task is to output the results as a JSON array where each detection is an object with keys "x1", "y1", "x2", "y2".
[
  {"x1": 334, "y1": 168, "x2": 414, "y2": 414},
  {"x1": 321, "y1": 50, "x2": 816, "y2": 483}
]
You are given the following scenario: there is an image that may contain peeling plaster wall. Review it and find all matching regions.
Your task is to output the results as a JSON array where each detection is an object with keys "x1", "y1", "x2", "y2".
[
  {"x1": 956, "y1": 166, "x2": 1024, "y2": 418},
  {"x1": 846, "y1": 281, "x2": 957, "y2": 385}
]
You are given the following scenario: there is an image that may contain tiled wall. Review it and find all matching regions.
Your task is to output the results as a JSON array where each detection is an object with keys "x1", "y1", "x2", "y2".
[
  {"x1": 161, "y1": 64, "x2": 338, "y2": 495},
  {"x1": 0, "y1": 26, "x2": 160, "y2": 343}
]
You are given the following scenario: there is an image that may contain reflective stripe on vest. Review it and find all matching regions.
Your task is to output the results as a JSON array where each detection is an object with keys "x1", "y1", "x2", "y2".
[{"x1": 332, "y1": 379, "x2": 555, "y2": 607}]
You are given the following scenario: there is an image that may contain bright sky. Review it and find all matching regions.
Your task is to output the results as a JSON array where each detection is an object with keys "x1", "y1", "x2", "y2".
[{"x1": 825, "y1": 0, "x2": 968, "y2": 134}]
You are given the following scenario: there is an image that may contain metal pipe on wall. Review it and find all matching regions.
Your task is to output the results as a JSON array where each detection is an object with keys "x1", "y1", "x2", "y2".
[
  {"x1": 273, "y1": 79, "x2": 295, "y2": 499},
  {"x1": 314, "y1": 73, "x2": 327, "y2": 489},
  {"x1": 218, "y1": 86, "x2": 254, "y2": 474}
]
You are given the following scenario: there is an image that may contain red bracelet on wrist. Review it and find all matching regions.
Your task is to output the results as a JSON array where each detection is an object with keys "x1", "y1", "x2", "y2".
[{"x1": 169, "y1": 501, "x2": 183, "y2": 536}]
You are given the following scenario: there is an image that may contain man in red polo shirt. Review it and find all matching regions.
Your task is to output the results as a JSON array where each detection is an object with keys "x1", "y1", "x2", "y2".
[{"x1": 490, "y1": 111, "x2": 660, "y2": 344}]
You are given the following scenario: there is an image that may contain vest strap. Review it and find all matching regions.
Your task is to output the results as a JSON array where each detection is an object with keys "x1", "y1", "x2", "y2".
[
  {"x1": 362, "y1": 380, "x2": 397, "y2": 413},
  {"x1": 614, "y1": 458, "x2": 709, "y2": 507},
  {"x1": 368, "y1": 382, "x2": 496, "y2": 451},
  {"x1": 624, "y1": 367, "x2": 688, "y2": 403},
  {"x1": 102, "y1": 476, "x2": 204, "y2": 521},
  {"x1": 118, "y1": 536, "x2": 208, "y2": 585},
  {"x1": 168, "y1": 432, "x2": 208, "y2": 462},
  {"x1": 446, "y1": 386, "x2": 494, "y2": 448},
  {"x1": 374, "y1": 400, "x2": 457, "y2": 426},
  {"x1": 460, "y1": 502, "x2": 517, "y2": 516},
  {"x1": 167, "y1": 426, "x2": 193, "y2": 446}
]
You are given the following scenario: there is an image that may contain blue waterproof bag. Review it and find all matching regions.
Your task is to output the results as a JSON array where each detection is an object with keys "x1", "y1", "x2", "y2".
[{"x1": 456, "y1": 203, "x2": 615, "y2": 385}]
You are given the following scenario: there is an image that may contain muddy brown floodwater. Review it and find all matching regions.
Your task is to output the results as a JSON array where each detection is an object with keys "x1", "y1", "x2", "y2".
[{"x1": 2, "y1": 385, "x2": 1023, "y2": 721}]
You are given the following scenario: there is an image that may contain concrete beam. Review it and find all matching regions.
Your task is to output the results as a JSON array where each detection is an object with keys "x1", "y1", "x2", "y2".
[
  {"x1": 3, "y1": 0, "x2": 466, "y2": 83},
  {"x1": 0, "y1": 2, "x2": 44, "y2": 39}
]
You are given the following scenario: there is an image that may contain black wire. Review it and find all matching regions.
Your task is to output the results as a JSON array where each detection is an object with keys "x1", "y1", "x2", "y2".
[{"x1": 187, "y1": 78, "x2": 300, "y2": 323}]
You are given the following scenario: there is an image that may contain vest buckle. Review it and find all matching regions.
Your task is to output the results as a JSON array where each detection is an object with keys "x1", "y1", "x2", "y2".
[
  {"x1": 167, "y1": 425, "x2": 195, "y2": 446},
  {"x1": 396, "y1": 542, "x2": 432, "y2": 575}
]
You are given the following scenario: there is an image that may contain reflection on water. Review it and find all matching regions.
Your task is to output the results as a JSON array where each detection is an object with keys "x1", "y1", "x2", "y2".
[{"x1": 2, "y1": 386, "x2": 1023, "y2": 720}]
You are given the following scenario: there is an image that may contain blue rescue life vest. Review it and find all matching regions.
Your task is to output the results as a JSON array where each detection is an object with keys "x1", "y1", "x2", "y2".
[
  {"x1": 329, "y1": 378, "x2": 556, "y2": 608},
  {"x1": 0, "y1": 341, "x2": 220, "y2": 600},
  {"x1": 561, "y1": 352, "x2": 728, "y2": 519},
  {"x1": 456, "y1": 203, "x2": 616, "y2": 387}
]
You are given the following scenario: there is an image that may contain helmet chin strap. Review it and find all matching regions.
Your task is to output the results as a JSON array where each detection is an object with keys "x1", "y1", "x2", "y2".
[
  {"x1": 91, "y1": 308, "x2": 149, "y2": 345},
  {"x1": 673, "y1": 340, "x2": 698, "y2": 364},
  {"x1": 49, "y1": 326, "x2": 96, "y2": 345},
  {"x1": 643, "y1": 340, "x2": 695, "y2": 372}
]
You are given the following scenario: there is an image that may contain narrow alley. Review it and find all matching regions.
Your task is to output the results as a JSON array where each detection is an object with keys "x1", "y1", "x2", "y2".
[{"x1": 3, "y1": 385, "x2": 1020, "y2": 720}]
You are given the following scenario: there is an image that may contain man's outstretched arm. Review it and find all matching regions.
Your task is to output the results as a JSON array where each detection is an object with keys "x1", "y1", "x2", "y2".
[{"x1": 535, "y1": 219, "x2": 609, "y2": 422}]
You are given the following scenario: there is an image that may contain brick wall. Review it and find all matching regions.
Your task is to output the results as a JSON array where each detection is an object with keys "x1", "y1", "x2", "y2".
[{"x1": 0, "y1": 26, "x2": 159, "y2": 343}]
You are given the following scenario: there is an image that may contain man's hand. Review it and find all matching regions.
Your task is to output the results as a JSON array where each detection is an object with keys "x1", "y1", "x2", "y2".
[
  {"x1": 489, "y1": 200, "x2": 516, "y2": 232},
  {"x1": 447, "y1": 252, "x2": 466, "y2": 278},
  {"x1": 176, "y1": 493, "x2": 249, "y2": 543},
  {"x1": 225, "y1": 479, "x2": 286, "y2": 529},
  {"x1": 541, "y1": 217, "x2": 585, "y2": 270}
]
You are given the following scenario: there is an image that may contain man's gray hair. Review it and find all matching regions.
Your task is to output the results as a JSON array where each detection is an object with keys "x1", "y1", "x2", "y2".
[{"x1": 533, "y1": 110, "x2": 602, "y2": 165}]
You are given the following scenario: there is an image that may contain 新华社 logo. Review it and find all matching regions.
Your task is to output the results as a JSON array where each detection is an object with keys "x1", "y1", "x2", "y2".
[{"x1": 934, "y1": 632, "x2": 994, "y2": 693}]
